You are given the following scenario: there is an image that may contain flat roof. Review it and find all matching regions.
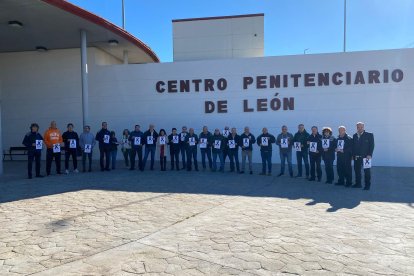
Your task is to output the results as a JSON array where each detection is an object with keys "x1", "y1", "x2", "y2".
[{"x1": 172, "y1": 13, "x2": 264, "y2": 23}]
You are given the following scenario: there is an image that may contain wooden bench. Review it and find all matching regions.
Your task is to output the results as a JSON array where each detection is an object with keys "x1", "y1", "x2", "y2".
[{"x1": 3, "y1": 146, "x2": 28, "y2": 161}]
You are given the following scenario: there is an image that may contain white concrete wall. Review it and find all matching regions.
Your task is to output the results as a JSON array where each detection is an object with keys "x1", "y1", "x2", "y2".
[
  {"x1": 173, "y1": 15, "x2": 264, "y2": 61},
  {"x1": 1, "y1": 48, "x2": 413, "y2": 166}
]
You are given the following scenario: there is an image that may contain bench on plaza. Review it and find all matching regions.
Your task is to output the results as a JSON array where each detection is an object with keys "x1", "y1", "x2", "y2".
[{"x1": 2, "y1": 146, "x2": 28, "y2": 161}]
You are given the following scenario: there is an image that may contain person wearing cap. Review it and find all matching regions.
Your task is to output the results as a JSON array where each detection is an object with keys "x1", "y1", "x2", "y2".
[
  {"x1": 227, "y1": 127, "x2": 240, "y2": 173},
  {"x1": 257, "y1": 127, "x2": 276, "y2": 176},
  {"x1": 43, "y1": 120, "x2": 63, "y2": 175},
  {"x1": 179, "y1": 126, "x2": 188, "y2": 169},
  {"x1": 276, "y1": 125, "x2": 294, "y2": 177},
  {"x1": 185, "y1": 128, "x2": 199, "y2": 171},
  {"x1": 335, "y1": 126, "x2": 353, "y2": 187},
  {"x1": 239, "y1": 126, "x2": 256, "y2": 174},
  {"x1": 62, "y1": 123, "x2": 80, "y2": 174},
  {"x1": 307, "y1": 126, "x2": 322, "y2": 181},
  {"x1": 293, "y1": 124, "x2": 310, "y2": 178},
  {"x1": 352, "y1": 122, "x2": 375, "y2": 190},
  {"x1": 129, "y1": 125, "x2": 144, "y2": 171},
  {"x1": 321, "y1": 127, "x2": 336, "y2": 184},
  {"x1": 209, "y1": 129, "x2": 226, "y2": 172},
  {"x1": 142, "y1": 124, "x2": 159, "y2": 171},
  {"x1": 199, "y1": 126, "x2": 212, "y2": 171},
  {"x1": 22, "y1": 123, "x2": 44, "y2": 179},
  {"x1": 168, "y1": 128, "x2": 180, "y2": 170},
  {"x1": 79, "y1": 125, "x2": 95, "y2": 172},
  {"x1": 95, "y1": 122, "x2": 111, "y2": 171}
]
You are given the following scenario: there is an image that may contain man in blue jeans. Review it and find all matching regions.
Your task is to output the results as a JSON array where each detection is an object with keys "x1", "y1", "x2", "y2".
[
  {"x1": 209, "y1": 129, "x2": 225, "y2": 172},
  {"x1": 293, "y1": 124, "x2": 310, "y2": 178},
  {"x1": 257, "y1": 127, "x2": 276, "y2": 176},
  {"x1": 179, "y1": 126, "x2": 188, "y2": 169},
  {"x1": 142, "y1": 124, "x2": 158, "y2": 171},
  {"x1": 276, "y1": 125, "x2": 294, "y2": 177},
  {"x1": 199, "y1": 126, "x2": 212, "y2": 170}
]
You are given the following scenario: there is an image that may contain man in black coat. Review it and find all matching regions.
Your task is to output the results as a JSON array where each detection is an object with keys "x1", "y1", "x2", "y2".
[
  {"x1": 96, "y1": 122, "x2": 111, "y2": 171},
  {"x1": 352, "y1": 122, "x2": 375, "y2": 190},
  {"x1": 142, "y1": 124, "x2": 159, "y2": 171},
  {"x1": 335, "y1": 126, "x2": 353, "y2": 187},
  {"x1": 22, "y1": 123, "x2": 44, "y2": 179},
  {"x1": 307, "y1": 126, "x2": 323, "y2": 182}
]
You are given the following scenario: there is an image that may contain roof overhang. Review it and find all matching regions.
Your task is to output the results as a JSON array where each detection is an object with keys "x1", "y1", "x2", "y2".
[{"x1": 0, "y1": 0, "x2": 159, "y2": 63}]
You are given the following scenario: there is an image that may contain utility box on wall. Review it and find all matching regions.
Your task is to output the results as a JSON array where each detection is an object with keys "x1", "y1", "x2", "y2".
[{"x1": 173, "y1": 13, "x2": 264, "y2": 62}]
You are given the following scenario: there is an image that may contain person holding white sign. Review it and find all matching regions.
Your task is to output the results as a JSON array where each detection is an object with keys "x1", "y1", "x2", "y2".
[
  {"x1": 222, "y1": 126, "x2": 230, "y2": 165},
  {"x1": 293, "y1": 124, "x2": 310, "y2": 178},
  {"x1": 121, "y1": 129, "x2": 131, "y2": 168},
  {"x1": 62, "y1": 123, "x2": 80, "y2": 174},
  {"x1": 157, "y1": 129, "x2": 168, "y2": 171},
  {"x1": 22, "y1": 123, "x2": 44, "y2": 179},
  {"x1": 199, "y1": 126, "x2": 212, "y2": 171},
  {"x1": 109, "y1": 131, "x2": 119, "y2": 170},
  {"x1": 95, "y1": 122, "x2": 111, "y2": 171},
  {"x1": 209, "y1": 129, "x2": 226, "y2": 172},
  {"x1": 168, "y1": 128, "x2": 180, "y2": 170},
  {"x1": 257, "y1": 128, "x2": 276, "y2": 176},
  {"x1": 239, "y1": 127, "x2": 256, "y2": 174},
  {"x1": 227, "y1": 127, "x2": 241, "y2": 173},
  {"x1": 352, "y1": 122, "x2": 375, "y2": 190},
  {"x1": 321, "y1": 127, "x2": 336, "y2": 184},
  {"x1": 142, "y1": 124, "x2": 159, "y2": 171},
  {"x1": 184, "y1": 128, "x2": 199, "y2": 171},
  {"x1": 129, "y1": 125, "x2": 144, "y2": 171},
  {"x1": 307, "y1": 126, "x2": 322, "y2": 181},
  {"x1": 335, "y1": 126, "x2": 353, "y2": 187},
  {"x1": 79, "y1": 125, "x2": 95, "y2": 172},
  {"x1": 276, "y1": 125, "x2": 294, "y2": 177},
  {"x1": 179, "y1": 126, "x2": 188, "y2": 170},
  {"x1": 44, "y1": 121, "x2": 63, "y2": 176}
]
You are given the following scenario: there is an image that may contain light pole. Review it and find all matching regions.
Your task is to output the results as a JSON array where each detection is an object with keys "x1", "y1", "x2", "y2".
[
  {"x1": 122, "y1": 0, "x2": 125, "y2": 29},
  {"x1": 343, "y1": 0, "x2": 347, "y2": 52}
]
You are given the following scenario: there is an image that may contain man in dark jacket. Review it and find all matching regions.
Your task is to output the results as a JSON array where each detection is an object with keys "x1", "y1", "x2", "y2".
[
  {"x1": 293, "y1": 124, "x2": 310, "y2": 178},
  {"x1": 142, "y1": 124, "x2": 159, "y2": 171},
  {"x1": 95, "y1": 122, "x2": 111, "y2": 171},
  {"x1": 239, "y1": 126, "x2": 256, "y2": 175},
  {"x1": 335, "y1": 126, "x2": 353, "y2": 187},
  {"x1": 352, "y1": 122, "x2": 375, "y2": 190},
  {"x1": 307, "y1": 126, "x2": 322, "y2": 181},
  {"x1": 179, "y1": 126, "x2": 188, "y2": 169},
  {"x1": 185, "y1": 128, "x2": 199, "y2": 171},
  {"x1": 257, "y1": 127, "x2": 276, "y2": 176},
  {"x1": 209, "y1": 129, "x2": 226, "y2": 172},
  {"x1": 22, "y1": 123, "x2": 44, "y2": 179},
  {"x1": 199, "y1": 126, "x2": 212, "y2": 170},
  {"x1": 276, "y1": 125, "x2": 294, "y2": 177},
  {"x1": 222, "y1": 126, "x2": 230, "y2": 166},
  {"x1": 168, "y1": 128, "x2": 180, "y2": 170},
  {"x1": 227, "y1": 127, "x2": 240, "y2": 173},
  {"x1": 129, "y1": 124, "x2": 144, "y2": 171},
  {"x1": 62, "y1": 123, "x2": 79, "y2": 174},
  {"x1": 321, "y1": 127, "x2": 336, "y2": 184}
]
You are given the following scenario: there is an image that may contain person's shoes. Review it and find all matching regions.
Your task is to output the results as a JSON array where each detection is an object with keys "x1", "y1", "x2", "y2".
[
  {"x1": 345, "y1": 183, "x2": 352, "y2": 187},
  {"x1": 327, "y1": 181, "x2": 333, "y2": 184},
  {"x1": 335, "y1": 182, "x2": 344, "y2": 186},
  {"x1": 306, "y1": 175, "x2": 309, "y2": 179},
  {"x1": 352, "y1": 184, "x2": 362, "y2": 188},
  {"x1": 230, "y1": 169, "x2": 234, "y2": 172},
  {"x1": 290, "y1": 174, "x2": 294, "y2": 178},
  {"x1": 83, "y1": 169, "x2": 86, "y2": 173},
  {"x1": 65, "y1": 170, "x2": 69, "y2": 175},
  {"x1": 56, "y1": 172, "x2": 62, "y2": 175},
  {"x1": 150, "y1": 168, "x2": 154, "y2": 171},
  {"x1": 267, "y1": 173, "x2": 272, "y2": 176},
  {"x1": 171, "y1": 167, "x2": 174, "y2": 170},
  {"x1": 239, "y1": 171, "x2": 244, "y2": 174},
  {"x1": 308, "y1": 178, "x2": 315, "y2": 181},
  {"x1": 129, "y1": 168, "x2": 134, "y2": 171},
  {"x1": 101, "y1": 169, "x2": 105, "y2": 172},
  {"x1": 187, "y1": 168, "x2": 191, "y2": 171},
  {"x1": 88, "y1": 169, "x2": 92, "y2": 172},
  {"x1": 105, "y1": 168, "x2": 111, "y2": 171},
  {"x1": 219, "y1": 169, "x2": 224, "y2": 173},
  {"x1": 259, "y1": 172, "x2": 266, "y2": 175},
  {"x1": 277, "y1": 173, "x2": 284, "y2": 177},
  {"x1": 250, "y1": 171, "x2": 253, "y2": 175},
  {"x1": 74, "y1": 169, "x2": 79, "y2": 173},
  {"x1": 36, "y1": 175, "x2": 44, "y2": 178},
  {"x1": 363, "y1": 186, "x2": 370, "y2": 190},
  {"x1": 195, "y1": 168, "x2": 199, "y2": 171},
  {"x1": 295, "y1": 174, "x2": 302, "y2": 178},
  {"x1": 28, "y1": 175, "x2": 33, "y2": 179},
  {"x1": 181, "y1": 167, "x2": 185, "y2": 170},
  {"x1": 317, "y1": 178, "x2": 322, "y2": 182}
]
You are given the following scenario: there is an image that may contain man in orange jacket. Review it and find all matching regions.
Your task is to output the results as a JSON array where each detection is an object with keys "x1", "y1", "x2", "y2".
[{"x1": 43, "y1": 121, "x2": 63, "y2": 175}]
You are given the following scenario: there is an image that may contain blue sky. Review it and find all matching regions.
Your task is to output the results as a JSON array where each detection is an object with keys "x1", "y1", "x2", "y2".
[{"x1": 68, "y1": 0, "x2": 414, "y2": 62}]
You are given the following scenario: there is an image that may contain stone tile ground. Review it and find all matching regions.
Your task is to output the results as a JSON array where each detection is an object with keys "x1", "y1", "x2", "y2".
[{"x1": 0, "y1": 161, "x2": 413, "y2": 275}]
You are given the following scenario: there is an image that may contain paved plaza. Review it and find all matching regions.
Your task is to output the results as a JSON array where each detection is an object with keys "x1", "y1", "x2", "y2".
[{"x1": 0, "y1": 161, "x2": 413, "y2": 275}]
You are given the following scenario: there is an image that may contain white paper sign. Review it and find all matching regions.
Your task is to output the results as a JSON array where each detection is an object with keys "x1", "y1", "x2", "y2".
[
  {"x1": 322, "y1": 139, "x2": 330, "y2": 149},
  {"x1": 69, "y1": 139, "x2": 77, "y2": 149},
  {"x1": 309, "y1": 142, "x2": 317, "y2": 153},
  {"x1": 337, "y1": 140, "x2": 344, "y2": 150},
  {"x1": 147, "y1": 136, "x2": 154, "y2": 145},
  {"x1": 103, "y1": 135, "x2": 110, "y2": 144},
  {"x1": 261, "y1": 137, "x2": 268, "y2": 146},
  {"x1": 172, "y1": 135, "x2": 179, "y2": 144},
  {"x1": 222, "y1": 130, "x2": 230, "y2": 137},
  {"x1": 294, "y1": 142, "x2": 301, "y2": 151},
  {"x1": 84, "y1": 144, "x2": 91, "y2": 153},
  {"x1": 134, "y1": 137, "x2": 141, "y2": 146},
  {"x1": 159, "y1": 136, "x2": 166, "y2": 145},
  {"x1": 199, "y1": 138, "x2": 207, "y2": 148},
  {"x1": 363, "y1": 158, "x2": 372, "y2": 169},
  {"x1": 35, "y1": 140, "x2": 43, "y2": 150},
  {"x1": 281, "y1": 138, "x2": 289, "y2": 148},
  {"x1": 214, "y1": 140, "x2": 221, "y2": 149},
  {"x1": 228, "y1": 140, "x2": 236, "y2": 149},
  {"x1": 189, "y1": 137, "x2": 195, "y2": 146},
  {"x1": 53, "y1": 143, "x2": 61, "y2": 153},
  {"x1": 243, "y1": 138, "x2": 249, "y2": 147},
  {"x1": 180, "y1": 133, "x2": 186, "y2": 142}
]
